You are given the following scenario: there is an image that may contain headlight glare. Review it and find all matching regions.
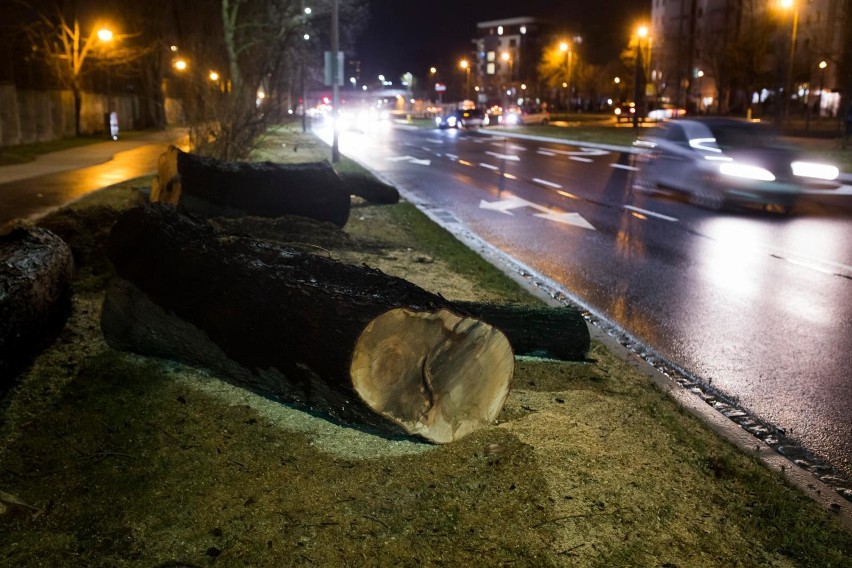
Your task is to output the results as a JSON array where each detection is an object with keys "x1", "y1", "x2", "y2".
[
  {"x1": 719, "y1": 162, "x2": 776, "y2": 181},
  {"x1": 792, "y1": 161, "x2": 839, "y2": 181}
]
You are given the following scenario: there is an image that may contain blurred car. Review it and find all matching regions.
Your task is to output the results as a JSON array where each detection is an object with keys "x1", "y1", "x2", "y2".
[
  {"x1": 501, "y1": 107, "x2": 550, "y2": 126},
  {"x1": 615, "y1": 102, "x2": 686, "y2": 123},
  {"x1": 614, "y1": 102, "x2": 638, "y2": 123},
  {"x1": 435, "y1": 108, "x2": 488, "y2": 129},
  {"x1": 632, "y1": 118, "x2": 840, "y2": 213},
  {"x1": 646, "y1": 103, "x2": 686, "y2": 121}
]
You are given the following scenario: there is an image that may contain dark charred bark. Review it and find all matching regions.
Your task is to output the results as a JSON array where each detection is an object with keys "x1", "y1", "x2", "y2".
[
  {"x1": 0, "y1": 227, "x2": 74, "y2": 388},
  {"x1": 150, "y1": 146, "x2": 351, "y2": 227},
  {"x1": 101, "y1": 205, "x2": 514, "y2": 443},
  {"x1": 454, "y1": 302, "x2": 590, "y2": 361},
  {"x1": 338, "y1": 172, "x2": 400, "y2": 204}
]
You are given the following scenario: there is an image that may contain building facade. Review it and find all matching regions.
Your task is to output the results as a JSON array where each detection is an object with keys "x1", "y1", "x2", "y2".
[
  {"x1": 651, "y1": 0, "x2": 848, "y2": 117},
  {"x1": 472, "y1": 17, "x2": 550, "y2": 107}
]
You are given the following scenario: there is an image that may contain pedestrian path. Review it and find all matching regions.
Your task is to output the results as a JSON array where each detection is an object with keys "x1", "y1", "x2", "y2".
[{"x1": 0, "y1": 129, "x2": 187, "y2": 186}]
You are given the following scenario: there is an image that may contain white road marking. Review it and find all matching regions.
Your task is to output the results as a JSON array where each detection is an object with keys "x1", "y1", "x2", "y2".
[
  {"x1": 539, "y1": 147, "x2": 611, "y2": 158},
  {"x1": 533, "y1": 211, "x2": 597, "y2": 229},
  {"x1": 385, "y1": 155, "x2": 430, "y2": 166},
  {"x1": 537, "y1": 150, "x2": 557, "y2": 156},
  {"x1": 533, "y1": 178, "x2": 562, "y2": 189},
  {"x1": 479, "y1": 163, "x2": 499, "y2": 170},
  {"x1": 479, "y1": 195, "x2": 595, "y2": 230},
  {"x1": 478, "y1": 196, "x2": 533, "y2": 214},
  {"x1": 485, "y1": 151, "x2": 521, "y2": 161},
  {"x1": 611, "y1": 163, "x2": 638, "y2": 171},
  {"x1": 570, "y1": 156, "x2": 593, "y2": 163},
  {"x1": 623, "y1": 205, "x2": 678, "y2": 222},
  {"x1": 426, "y1": 138, "x2": 443, "y2": 144},
  {"x1": 446, "y1": 153, "x2": 458, "y2": 161}
]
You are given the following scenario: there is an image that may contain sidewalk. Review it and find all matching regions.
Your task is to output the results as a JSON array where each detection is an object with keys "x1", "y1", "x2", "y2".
[{"x1": 0, "y1": 129, "x2": 187, "y2": 186}]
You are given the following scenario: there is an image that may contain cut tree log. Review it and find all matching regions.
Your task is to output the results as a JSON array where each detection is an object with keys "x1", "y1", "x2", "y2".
[
  {"x1": 0, "y1": 227, "x2": 74, "y2": 387},
  {"x1": 338, "y1": 171, "x2": 400, "y2": 204},
  {"x1": 150, "y1": 145, "x2": 351, "y2": 227},
  {"x1": 454, "y1": 301, "x2": 590, "y2": 361},
  {"x1": 101, "y1": 205, "x2": 514, "y2": 443}
]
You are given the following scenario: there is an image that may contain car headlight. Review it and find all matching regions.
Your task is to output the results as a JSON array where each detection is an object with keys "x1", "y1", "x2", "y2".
[
  {"x1": 614, "y1": 108, "x2": 622, "y2": 116},
  {"x1": 447, "y1": 116, "x2": 457, "y2": 127},
  {"x1": 792, "y1": 161, "x2": 839, "y2": 181},
  {"x1": 506, "y1": 114, "x2": 519, "y2": 125},
  {"x1": 719, "y1": 162, "x2": 776, "y2": 181}
]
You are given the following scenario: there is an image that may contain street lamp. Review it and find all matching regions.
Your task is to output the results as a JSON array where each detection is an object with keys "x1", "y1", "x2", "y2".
[
  {"x1": 633, "y1": 25, "x2": 649, "y2": 130},
  {"x1": 97, "y1": 28, "x2": 117, "y2": 139},
  {"x1": 779, "y1": 0, "x2": 799, "y2": 122},
  {"x1": 459, "y1": 59, "x2": 471, "y2": 101},
  {"x1": 696, "y1": 70, "x2": 705, "y2": 113},
  {"x1": 818, "y1": 60, "x2": 827, "y2": 118}
]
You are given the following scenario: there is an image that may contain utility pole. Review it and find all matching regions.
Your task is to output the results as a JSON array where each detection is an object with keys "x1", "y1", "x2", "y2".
[{"x1": 331, "y1": 0, "x2": 340, "y2": 163}]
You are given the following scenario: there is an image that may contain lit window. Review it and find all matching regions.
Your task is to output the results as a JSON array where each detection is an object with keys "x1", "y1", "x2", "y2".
[{"x1": 498, "y1": 26, "x2": 503, "y2": 35}]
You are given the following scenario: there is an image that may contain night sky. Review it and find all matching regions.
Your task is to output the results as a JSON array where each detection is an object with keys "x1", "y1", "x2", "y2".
[{"x1": 353, "y1": 0, "x2": 651, "y2": 82}]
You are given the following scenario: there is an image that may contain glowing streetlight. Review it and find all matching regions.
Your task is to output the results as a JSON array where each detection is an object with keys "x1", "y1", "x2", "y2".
[
  {"x1": 778, "y1": 0, "x2": 799, "y2": 121},
  {"x1": 459, "y1": 59, "x2": 471, "y2": 100},
  {"x1": 173, "y1": 59, "x2": 188, "y2": 71},
  {"x1": 97, "y1": 28, "x2": 113, "y2": 42},
  {"x1": 633, "y1": 25, "x2": 650, "y2": 129},
  {"x1": 209, "y1": 71, "x2": 220, "y2": 81}
]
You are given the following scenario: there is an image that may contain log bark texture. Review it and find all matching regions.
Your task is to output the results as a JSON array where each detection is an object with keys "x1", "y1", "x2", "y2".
[
  {"x1": 0, "y1": 227, "x2": 74, "y2": 387},
  {"x1": 150, "y1": 145, "x2": 351, "y2": 227},
  {"x1": 338, "y1": 172, "x2": 400, "y2": 204},
  {"x1": 454, "y1": 302, "x2": 590, "y2": 361},
  {"x1": 101, "y1": 205, "x2": 513, "y2": 443}
]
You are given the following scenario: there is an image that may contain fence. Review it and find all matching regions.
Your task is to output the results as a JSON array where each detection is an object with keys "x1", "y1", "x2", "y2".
[{"x1": 0, "y1": 85, "x2": 183, "y2": 147}]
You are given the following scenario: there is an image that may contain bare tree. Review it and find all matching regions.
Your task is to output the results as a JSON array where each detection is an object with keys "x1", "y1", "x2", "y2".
[{"x1": 22, "y1": 4, "x2": 145, "y2": 136}]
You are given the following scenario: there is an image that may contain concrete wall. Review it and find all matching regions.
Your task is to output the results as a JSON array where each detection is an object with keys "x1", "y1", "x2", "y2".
[{"x1": 0, "y1": 86, "x2": 183, "y2": 147}]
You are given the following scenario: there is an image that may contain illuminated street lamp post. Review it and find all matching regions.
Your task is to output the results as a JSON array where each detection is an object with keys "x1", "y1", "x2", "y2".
[
  {"x1": 779, "y1": 0, "x2": 799, "y2": 122},
  {"x1": 696, "y1": 70, "x2": 704, "y2": 114},
  {"x1": 459, "y1": 59, "x2": 471, "y2": 101},
  {"x1": 818, "y1": 60, "x2": 827, "y2": 118},
  {"x1": 559, "y1": 42, "x2": 570, "y2": 111},
  {"x1": 633, "y1": 25, "x2": 648, "y2": 130},
  {"x1": 97, "y1": 28, "x2": 116, "y2": 139}
]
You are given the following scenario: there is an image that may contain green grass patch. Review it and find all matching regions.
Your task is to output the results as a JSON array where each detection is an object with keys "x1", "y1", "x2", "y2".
[{"x1": 387, "y1": 203, "x2": 534, "y2": 304}]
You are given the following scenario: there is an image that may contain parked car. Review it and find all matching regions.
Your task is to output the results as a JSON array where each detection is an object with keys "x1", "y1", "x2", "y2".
[
  {"x1": 632, "y1": 118, "x2": 840, "y2": 213},
  {"x1": 501, "y1": 107, "x2": 550, "y2": 126},
  {"x1": 435, "y1": 108, "x2": 488, "y2": 129},
  {"x1": 615, "y1": 102, "x2": 686, "y2": 123},
  {"x1": 614, "y1": 102, "x2": 638, "y2": 123},
  {"x1": 646, "y1": 103, "x2": 686, "y2": 121}
]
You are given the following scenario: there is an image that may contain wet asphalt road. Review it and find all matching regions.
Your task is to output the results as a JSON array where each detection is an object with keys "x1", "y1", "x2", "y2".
[{"x1": 333, "y1": 122, "x2": 852, "y2": 480}]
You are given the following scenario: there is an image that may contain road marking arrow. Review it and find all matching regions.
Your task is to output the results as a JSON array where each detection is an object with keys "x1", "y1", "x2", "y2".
[
  {"x1": 485, "y1": 151, "x2": 521, "y2": 161},
  {"x1": 533, "y1": 211, "x2": 596, "y2": 230},
  {"x1": 479, "y1": 196, "x2": 596, "y2": 230},
  {"x1": 478, "y1": 196, "x2": 535, "y2": 214},
  {"x1": 386, "y1": 155, "x2": 431, "y2": 166}
]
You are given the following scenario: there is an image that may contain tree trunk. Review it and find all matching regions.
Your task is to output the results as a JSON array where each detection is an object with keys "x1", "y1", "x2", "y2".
[
  {"x1": 338, "y1": 172, "x2": 400, "y2": 204},
  {"x1": 101, "y1": 205, "x2": 514, "y2": 443},
  {"x1": 0, "y1": 227, "x2": 74, "y2": 388},
  {"x1": 150, "y1": 146, "x2": 352, "y2": 227},
  {"x1": 454, "y1": 302, "x2": 590, "y2": 361}
]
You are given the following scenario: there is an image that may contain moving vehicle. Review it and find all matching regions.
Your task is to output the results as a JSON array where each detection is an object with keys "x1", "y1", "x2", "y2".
[
  {"x1": 615, "y1": 102, "x2": 686, "y2": 123},
  {"x1": 501, "y1": 107, "x2": 550, "y2": 126},
  {"x1": 435, "y1": 108, "x2": 488, "y2": 129},
  {"x1": 632, "y1": 118, "x2": 840, "y2": 213}
]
